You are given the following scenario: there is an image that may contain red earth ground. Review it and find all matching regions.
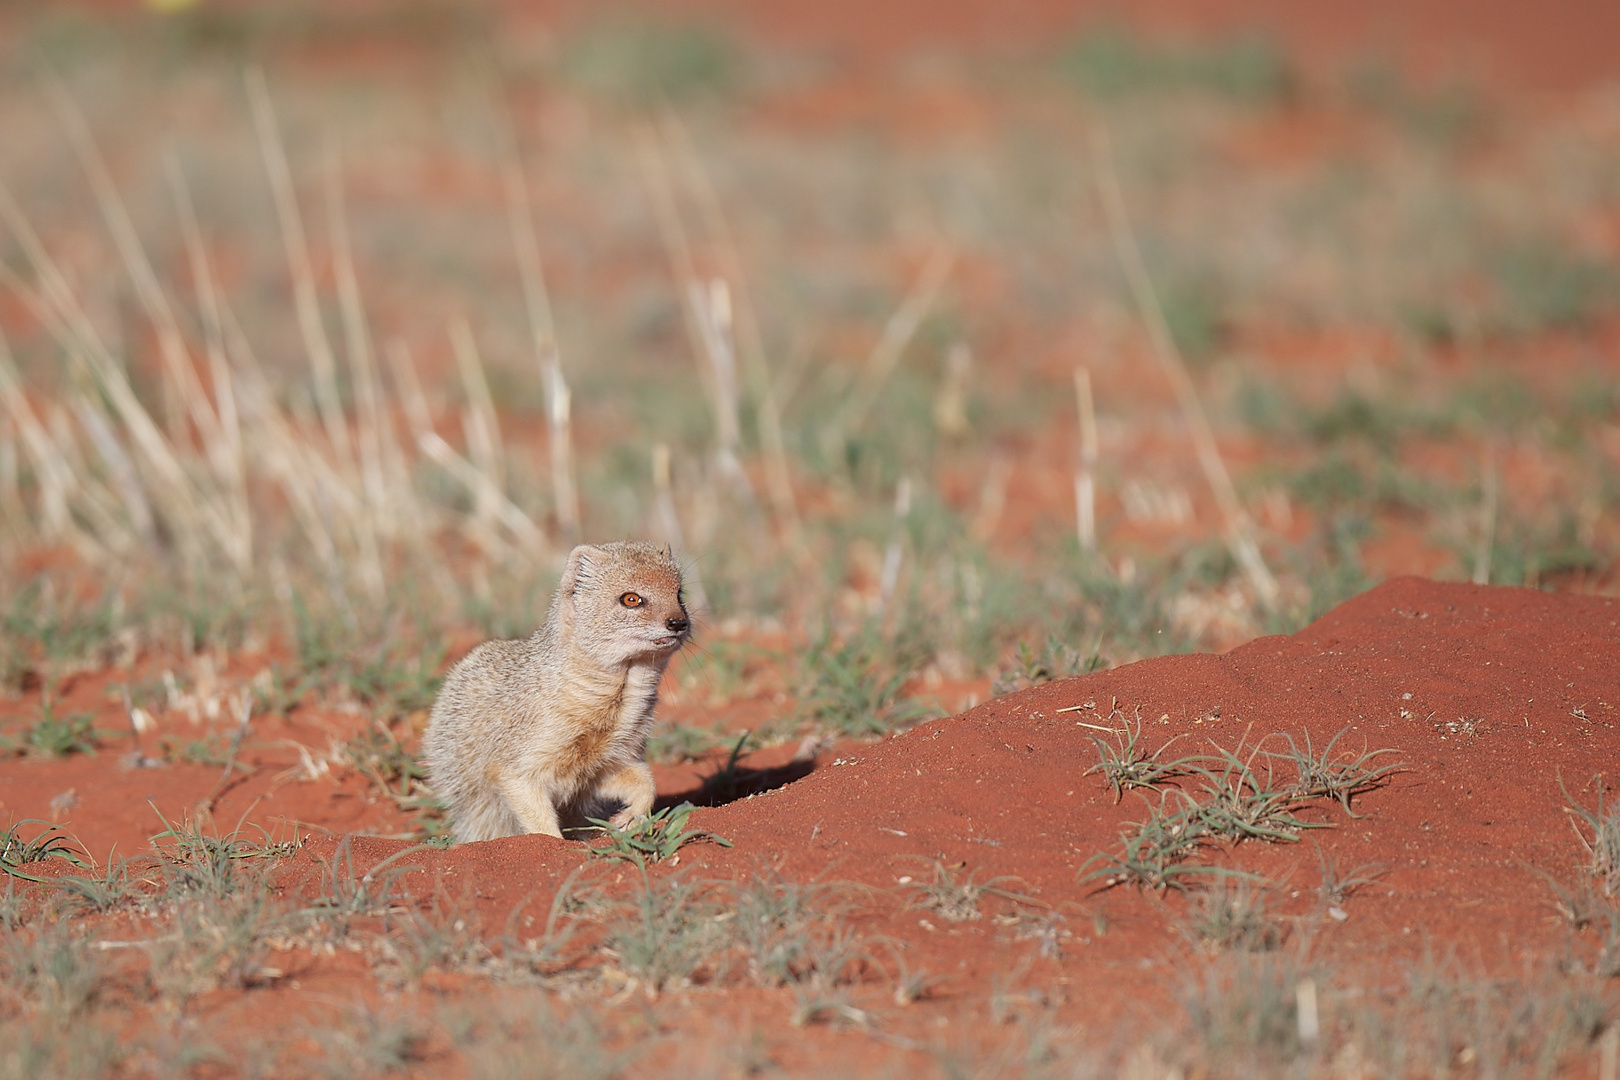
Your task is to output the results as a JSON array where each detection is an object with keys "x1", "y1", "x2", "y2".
[
  {"x1": 2, "y1": 1, "x2": 1618, "y2": 1074},
  {"x1": 5, "y1": 576, "x2": 1618, "y2": 1074}
]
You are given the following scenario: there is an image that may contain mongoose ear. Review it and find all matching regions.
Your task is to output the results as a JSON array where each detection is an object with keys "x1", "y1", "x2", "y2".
[{"x1": 558, "y1": 544, "x2": 597, "y2": 598}]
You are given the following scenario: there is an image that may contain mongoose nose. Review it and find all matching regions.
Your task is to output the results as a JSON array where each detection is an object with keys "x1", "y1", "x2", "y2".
[{"x1": 665, "y1": 616, "x2": 689, "y2": 634}]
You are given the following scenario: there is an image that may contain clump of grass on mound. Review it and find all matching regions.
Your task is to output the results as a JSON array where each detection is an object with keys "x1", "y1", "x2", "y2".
[
  {"x1": 1079, "y1": 720, "x2": 1404, "y2": 892},
  {"x1": 583, "y1": 803, "x2": 732, "y2": 868},
  {"x1": 991, "y1": 633, "x2": 1103, "y2": 696},
  {"x1": 900, "y1": 859, "x2": 1036, "y2": 924},
  {"x1": 1561, "y1": 774, "x2": 1619, "y2": 898},
  {"x1": 1, "y1": 820, "x2": 85, "y2": 882},
  {"x1": 1180, "y1": 879, "x2": 1285, "y2": 953},
  {"x1": 1542, "y1": 775, "x2": 1620, "y2": 979},
  {"x1": 1082, "y1": 710, "x2": 1205, "y2": 803}
]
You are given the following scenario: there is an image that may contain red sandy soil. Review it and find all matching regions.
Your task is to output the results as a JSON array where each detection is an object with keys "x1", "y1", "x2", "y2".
[{"x1": 6, "y1": 576, "x2": 1618, "y2": 1073}]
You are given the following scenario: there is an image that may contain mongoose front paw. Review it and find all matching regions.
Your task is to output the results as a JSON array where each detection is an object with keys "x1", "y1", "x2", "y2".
[{"x1": 610, "y1": 808, "x2": 648, "y2": 831}]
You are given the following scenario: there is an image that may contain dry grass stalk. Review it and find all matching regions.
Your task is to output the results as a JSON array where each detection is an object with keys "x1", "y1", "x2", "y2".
[
  {"x1": 689, "y1": 278, "x2": 756, "y2": 503},
  {"x1": 388, "y1": 339, "x2": 539, "y2": 556},
  {"x1": 321, "y1": 138, "x2": 387, "y2": 601},
  {"x1": 0, "y1": 328, "x2": 105, "y2": 560},
  {"x1": 969, "y1": 453, "x2": 1011, "y2": 545},
  {"x1": 660, "y1": 110, "x2": 800, "y2": 534},
  {"x1": 1, "y1": 83, "x2": 570, "y2": 613},
  {"x1": 876, "y1": 477, "x2": 912, "y2": 618},
  {"x1": 218, "y1": 302, "x2": 349, "y2": 600},
  {"x1": 636, "y1": 127, "x2": 718, "y2": 422},
  {"x1": 246, "y1": 68, "x2": 355, "y2": 479},
  {"x1": 1073, "y1": 367, "x2": 1099, "y2": 552},
  {"x1": 449, "y1": 318, "x2": 508, "y2": 537},
  {"x1": 166, "y1": 155, "x2": 252, "y2": 571},
  {"x1": 48, "y1": 78, "x2": 230, "y2": 473},
  {"x1": 324, "y1": 142, "x2": 386, "y2": 518},
  {"x1": 502, "y1": 158, "x2": 581, "y2": 542},
  {"x1": 1091, "y1": 127, "x2": 1279, "y2": 611},
  {"x1": 637, "y1": 127, "x2": 756, "y2": 507},
  {"x1": 838, "y1": 247, "x2": 956, "y2": 440},
  {"x1": 0, "y1": 416, "x2": 24, "y2": 541},
  {"x1": 70, "y1": 398, "x2": 157, "y2": 546},
  {"x1": 372, "y1": 339, "x2": 461, "y2": 606},
  {"x1": 933, "y1": 342, "x2": 971, "y2": 439},
  {"x1": 652, "y1": 443, "x2": 709, "y2": 615},
  {"x1": 0, "y1": 185, "x2": 239, "y2": 571}
]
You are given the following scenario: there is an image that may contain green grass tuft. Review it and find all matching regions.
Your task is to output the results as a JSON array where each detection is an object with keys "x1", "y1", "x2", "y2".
[
  {"x1": 0, "y1": 820, "x2": 86, "y2": 882},
  {"x1": 584, "y1": 803, "x2": 732, "y2": 867},
  {"x1": 1, "y1": 701, "x2": 105, "y2": 759}
]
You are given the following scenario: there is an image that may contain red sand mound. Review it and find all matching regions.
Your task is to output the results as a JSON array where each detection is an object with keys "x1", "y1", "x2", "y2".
[{"x1": 254, "y1": 576, "x2": 1617, "y2": 1047}]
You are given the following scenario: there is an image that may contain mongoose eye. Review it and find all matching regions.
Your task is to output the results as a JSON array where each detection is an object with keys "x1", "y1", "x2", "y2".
[{"x1": 620, "y1": 592, "x2": 644, "y2": 608}]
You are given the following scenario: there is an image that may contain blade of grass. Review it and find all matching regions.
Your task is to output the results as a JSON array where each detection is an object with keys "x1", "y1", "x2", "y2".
[
  {"x1": 245, "y1": 67, "x2": 355, "y2": 477},
  {"x1": 502, "y1": 156, "x2": 581, "y2": 543},
  {"x1": 1091, "y1": 126, "x2": 1278, "y2": 611}
]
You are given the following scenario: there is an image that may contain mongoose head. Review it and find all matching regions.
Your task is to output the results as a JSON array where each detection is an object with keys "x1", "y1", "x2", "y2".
[{"x1": 553, "y1": 541, "x2": 690, "y2": 666}]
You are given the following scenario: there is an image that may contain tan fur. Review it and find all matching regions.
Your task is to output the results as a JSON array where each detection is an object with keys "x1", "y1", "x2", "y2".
[{"x1": 422, "y1": 541, "x2": 689, "y2": 842}]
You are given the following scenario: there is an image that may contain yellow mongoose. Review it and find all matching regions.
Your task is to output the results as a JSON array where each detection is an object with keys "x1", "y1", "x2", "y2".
[{"x1": 423, "y1": 541, "x2": 689, "y2": 842}]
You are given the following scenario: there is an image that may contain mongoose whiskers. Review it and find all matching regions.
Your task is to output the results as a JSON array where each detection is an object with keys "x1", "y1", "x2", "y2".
[{"x1": 423, "y1": 541, "x2": 689, "y2": 842}]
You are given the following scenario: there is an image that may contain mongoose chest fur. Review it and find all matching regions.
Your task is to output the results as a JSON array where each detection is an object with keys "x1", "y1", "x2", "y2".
[{"x1": 423, "y1": 541, "x2": 689, "y2": 842}]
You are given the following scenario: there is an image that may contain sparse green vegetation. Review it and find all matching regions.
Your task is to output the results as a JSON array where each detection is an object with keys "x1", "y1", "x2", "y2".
[
  {"x1": 599, "y1": 871, "x2": 727, "y2": 993},
  {"x1": 54, "y1": 855, "x2": 151, "y2": 914},
  {"x1": 305, "y1": 837, "x2": 426, "y2": 939},
  {"x1": 1177, "y1": 952, "x2": 1310, "y2": 1066},
  {"x1": 1, "y1": 701, "x2": 104, "y2": 759},
  {"x1": 386, "y1": 894, "x2": 488, "y2": 985},
  {"x1": 795, "y1": 627, "x2": 934, "y2": 738},
  {"x1": 0, "y1": 584, "x2": 122, "y2": 693},
  {"x1": 316, "y1": 1008, "x2": 434, "y2": 1076},
  {"x1": 1080, "y1": 727, "x2": 1403, "y2": 891},
  {"x1": 1312, "y1": 844, "x2": 1387, "y2": 908},
  {"x1": 1192, "y1": 739, "x2": 1331, "y2": 843},
  {"x1": 902, "y1": 859, "x2": 1035, "y2": 923},
  {"x1": 159, "y1": 728, "x2": 251, "y2": 771},
  {"x1": 1270, "y1": 727, "x2": 1406, "y2": 814},
  {"x1": 0, "y1": 820, "x2": 84, "y2": 882},
  {"x1": 992, "y1": 633, "x2": 1102, "y2": 696},
  {"x1": 585, "y1": 802, "x2": 732, "y2": 866},
  {"x1": 1562, "y1": 775, "x2": 1620, "y2": 899},
  {"x1": 342, "y1": 721, "x2": 428, "y2": 800},
  {"x1": 1181, "y1": 879, "x2": 1284, "y2": 952},
  {"x1": 1344, "y1": 55, "x2": 1490, "y2": 146},
  {"x1": 1060, "y1": 29, "x2": 1293, "y2": 103},
  {"x1": 554, "y1": 17, "x2": 740, "y2": 104},
  {"x1": 731, "y1": 874, "x2": 864, "y2": 991},
  {"x1": 1081, "y1": 709, "x2": 1202, "y2": 802},
  {"x1": 1080, "y1": 792, "x2": 1237, "y2": 892},
  {"x1": 646, "y1": 720, "x2": 735, "y2": 764}
]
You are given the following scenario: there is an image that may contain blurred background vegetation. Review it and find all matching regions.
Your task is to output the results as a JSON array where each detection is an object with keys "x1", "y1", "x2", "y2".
[{"x1": 0, "y1": 0, "x2": 1615, "y2": 738}]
